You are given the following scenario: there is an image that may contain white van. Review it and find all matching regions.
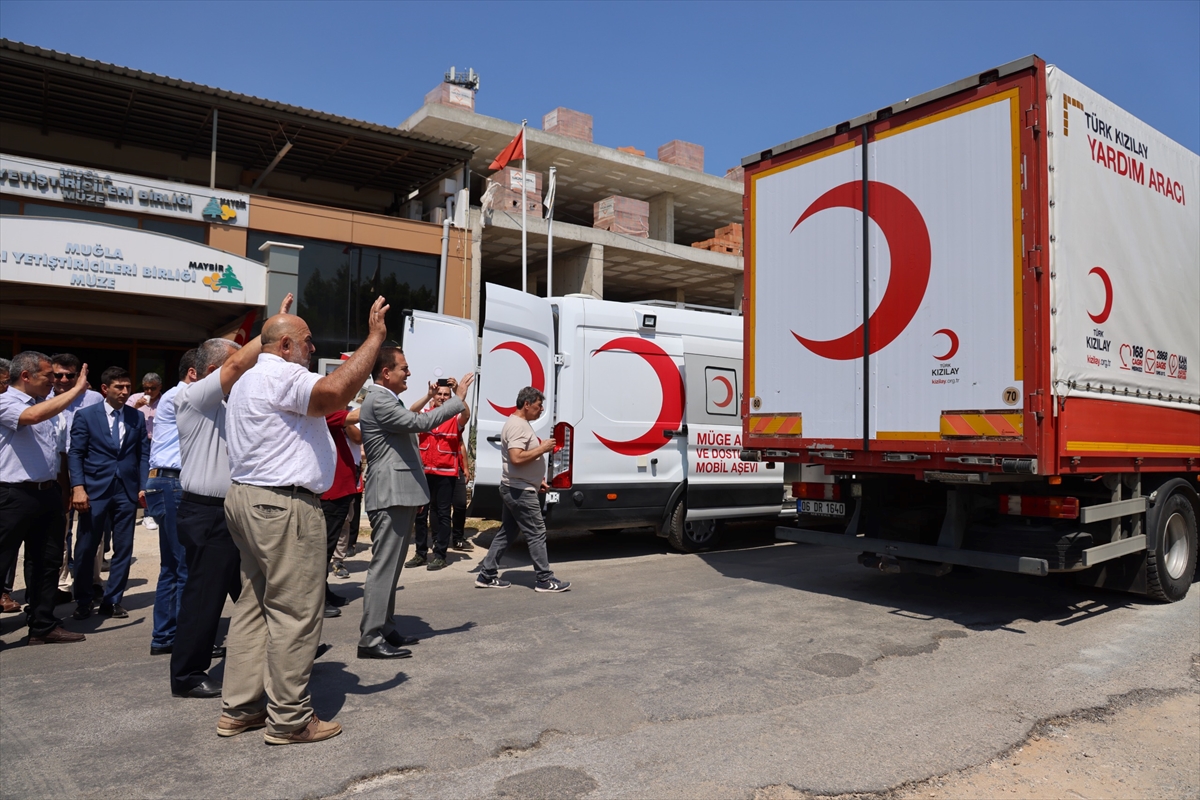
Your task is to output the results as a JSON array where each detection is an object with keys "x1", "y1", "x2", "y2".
[{"x1": 451, "y1": 283, "x2": 791, "y2": 552}]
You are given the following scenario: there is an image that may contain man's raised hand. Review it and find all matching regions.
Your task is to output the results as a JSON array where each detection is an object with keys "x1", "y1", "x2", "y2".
[
  {"x1": 455, "y1": 372, "x2": 475, "y2": 400},
  {"x1": 367, "y1": 296, "x2": 390, "y2": 339},
  {"x1": 278, "y1": 292, "x2": 295, "y2": 315}
]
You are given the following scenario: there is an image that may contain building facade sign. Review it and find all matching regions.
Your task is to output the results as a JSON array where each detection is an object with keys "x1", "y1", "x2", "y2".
[
  {"x1": 0, "y1": 153, "x2": 251, "y2": 228},
  {"x1": 0, "y1": 216, "x2": 266, "y2": 305}
]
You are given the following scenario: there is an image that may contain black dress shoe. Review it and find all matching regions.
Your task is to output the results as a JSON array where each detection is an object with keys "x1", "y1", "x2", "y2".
[
  {"x1": 98, "y1": 604, "x2": 128, "y2": 619},
  {"x1": 150, "y1": 645, "x2": 173, "y2": 656},
  {"x1": 72, "y1": 604, "x2": 92, "y2": 620},
  {"x1": 55, "y1": 589, "x2": 74, "y2": 605},
  {"x1": 172, "y1": 677, "x2": 223, "y2": 698},
  {"x1": 212, "y1": 645, "x2": 226, "y2": 659},
  {"x1": 384, "y1": 631, "x2": 420, "y2": 647},
  {"x1": 323, "y1": 604, "x2": 341, "y2": 618},
  {"x1": 357, "y1": 642, "x2": 413, "y2": 659}
]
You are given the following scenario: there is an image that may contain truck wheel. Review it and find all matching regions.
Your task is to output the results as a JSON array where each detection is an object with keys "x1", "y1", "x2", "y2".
[
  {"x1": 1146, "y1": 489, "x2": 1198, "y2": 603},
  {"x1": 666, "y1": 501, "x2": 721, "y2": 553}
]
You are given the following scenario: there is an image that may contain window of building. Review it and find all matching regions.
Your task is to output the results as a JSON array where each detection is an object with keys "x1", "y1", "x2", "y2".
[
  {"x1": 140, "y1": 216, "x2": 206, "y2": 243},
  {"x1": 22, "y1": 201, "x2": 138, "y2": 227},
  {"x1": 246, "y1": 231, "x2": 439, "y2": 363}
]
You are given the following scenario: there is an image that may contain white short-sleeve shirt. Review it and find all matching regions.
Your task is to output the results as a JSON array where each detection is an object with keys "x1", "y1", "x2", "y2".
[{"x1": 225, "y1": 353, "x2": 335, "y2": 494}]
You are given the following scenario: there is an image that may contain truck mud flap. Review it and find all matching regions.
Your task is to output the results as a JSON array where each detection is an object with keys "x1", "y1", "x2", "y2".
[{"x1": 776, "y1": 526, "x2": 1050, "y2": 576}]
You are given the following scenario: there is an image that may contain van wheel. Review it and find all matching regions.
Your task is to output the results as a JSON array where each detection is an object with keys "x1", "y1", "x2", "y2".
[
  {"x1": 1146, "y1": 489, "x2": 1198, "y2": 603},
  {"x1": 666, "y1": 501, "x2": 721, "y2": 553}
]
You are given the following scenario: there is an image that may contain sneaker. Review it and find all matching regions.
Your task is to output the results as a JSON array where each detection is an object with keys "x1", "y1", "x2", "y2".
[
  {"x1": 475, "y1": 575, "x2": 511, "y2": 589},
  {"x1": 143, "y1": 516, "x2": 158, "y2": 531},
  {"x1": 404, "y1": 555, "x2": 426, "y2": 568},
  {"x1": 264, "y1": 714, "x2": 342, "y2": 745},
  {"x1": 333, "y1": 564, "x2": 350, "y2": 579},
  {"x1": 217, "y1": 710, "x2": 268, "y2": 738},
  {"x1": 426, "y1": 557, "x2": 448, "y2": 571},
  {"x1": 534, "y1": 577, "x2": 571, "y2": 593}
]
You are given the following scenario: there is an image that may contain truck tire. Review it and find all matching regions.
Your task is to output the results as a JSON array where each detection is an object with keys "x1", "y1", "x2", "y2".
[
  {"x1": 666, "y1": 501, "x2": 721, "y2": 553},
  {"x1": 1145, "y1": 488, "x2": 1198, "y2": 603}
]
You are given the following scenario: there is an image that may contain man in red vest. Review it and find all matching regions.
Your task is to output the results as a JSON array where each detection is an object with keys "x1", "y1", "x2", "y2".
[{"x1": 405, "y1": 381, "x2": 470, "y2": 571}]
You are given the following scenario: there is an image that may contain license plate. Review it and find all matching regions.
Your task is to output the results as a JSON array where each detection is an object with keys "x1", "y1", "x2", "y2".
[
  {"x1": 800, "y1": 499, "x2": 845, "y2": 516},
  {"x1": 545, "y1": 491, "x2": 560, "y2": 504}
]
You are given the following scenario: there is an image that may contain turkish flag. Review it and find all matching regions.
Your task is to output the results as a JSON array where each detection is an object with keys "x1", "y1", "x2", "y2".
[
  {"x1": 233, "y1": 309, "x2": 258, "y2": 345},
  {"x1": 489, "y1": 128, "x2": 525, "y2": 171}
]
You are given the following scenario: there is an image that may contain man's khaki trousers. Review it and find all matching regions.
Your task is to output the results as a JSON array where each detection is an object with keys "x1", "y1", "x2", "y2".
[{"x1": 222, "y1": 484, "x2": 325, "y2": 736}]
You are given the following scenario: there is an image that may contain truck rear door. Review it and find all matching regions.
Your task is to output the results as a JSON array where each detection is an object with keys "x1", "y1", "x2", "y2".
[
  {"x1": 748, "y1": 69, "x2": 1040, "y2": 459},
  {"x1": 471, "y1": 283, "x2": 556, "y2": 514}
]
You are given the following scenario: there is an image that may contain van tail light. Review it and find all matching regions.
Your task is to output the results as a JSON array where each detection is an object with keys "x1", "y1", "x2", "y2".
[
  {"x1": 998, "y1": 494, "x2": 1080, "y2": 519},
  {"x1": 792, "y1": 482, "x2": 841, "y2": 501},
  {"x1": 550, "y1": 422, "x2": 573, "y2": 489}
]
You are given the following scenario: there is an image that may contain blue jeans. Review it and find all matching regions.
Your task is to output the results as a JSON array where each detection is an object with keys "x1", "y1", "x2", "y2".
[{"x1": 145, "y1": 475, "x2": 185, "y2": 647}]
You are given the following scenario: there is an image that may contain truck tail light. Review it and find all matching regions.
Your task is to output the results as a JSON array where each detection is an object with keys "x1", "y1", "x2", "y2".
[
  {"x1": 550, "y1": 422, "x2": 573, "y2": 489},
  {"x1": 998, "y1": 494, "x2": 1080, "y2": 519},
  {"x1": 793, "y1": 482, "x2": 841, "y2": 501}
]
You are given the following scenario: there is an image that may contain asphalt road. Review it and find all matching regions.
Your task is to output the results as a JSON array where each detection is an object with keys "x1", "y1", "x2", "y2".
[{"x1": 1, "y1": 520, "x2": 1197, "y2": 800}]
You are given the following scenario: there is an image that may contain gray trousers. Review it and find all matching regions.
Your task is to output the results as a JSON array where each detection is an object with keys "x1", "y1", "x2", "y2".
[
  {"x1": 359, "y1": 505, "x2": 417, "y2": 648},
  {"x1": 479, "y1": 486, "x2": 553, "y2": 583},
  {"x1": 222, "y1": 484, "x2": 326, "y2": 736}
]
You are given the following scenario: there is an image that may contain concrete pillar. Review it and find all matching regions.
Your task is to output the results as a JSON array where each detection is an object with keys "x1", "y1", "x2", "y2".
[
  {"x1": 674, "y1": 287, "x2": 685, "y2": 308},
  {"x1": 554, "y1": 243, "x2": 604, "y2": 299},
  {"x1": 733, "y1": 272, "x2": 744, "y2": 313},
  {"x1": 648, "y1": 193, "x2": 675, "y2": 244},
  {"x1": 258, "y1": 241, "x2": 303, "y2": 314}
]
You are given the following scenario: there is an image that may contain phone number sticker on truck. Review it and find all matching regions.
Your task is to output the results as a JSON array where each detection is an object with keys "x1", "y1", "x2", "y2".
[{"x1": 800, "y1": 500, "x2": 846, "y2": 516}]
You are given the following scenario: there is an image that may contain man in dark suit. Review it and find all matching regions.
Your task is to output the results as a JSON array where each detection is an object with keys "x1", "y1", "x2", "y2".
[{"x1": 69, "y1": 366, "x2": 150, "y2": 620}]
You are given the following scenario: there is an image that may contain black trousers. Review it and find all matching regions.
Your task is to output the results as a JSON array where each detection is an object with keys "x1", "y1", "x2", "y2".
[
  {"x1": 0, "y1": 484, "x2": 66, "y2": 637},
  {"x1": 413, "y1": 473, "x2": 455, "y2": 559},
  {"x1": 170, "y1": 496, "x2": 241, "y2": 694},
  {"x1": 452, "y1": 472, "x2": 467, "y2": 538},
  {"x1": 321, "y1": 495, "x2": 354, "y2": 602}
]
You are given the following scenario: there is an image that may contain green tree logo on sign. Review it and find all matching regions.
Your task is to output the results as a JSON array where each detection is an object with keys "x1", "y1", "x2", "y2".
[
  {"x1": 202, "y1": 196, "x2": 238, "y2": 223},
  {"x1": 203, "y1": 266, "x2": 244, "y2": 293}
]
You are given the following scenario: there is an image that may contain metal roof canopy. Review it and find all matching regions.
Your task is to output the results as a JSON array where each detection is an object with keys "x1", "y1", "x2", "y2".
[{"x1": 0, "y1": 39, "x2": 475, "y2": 197}]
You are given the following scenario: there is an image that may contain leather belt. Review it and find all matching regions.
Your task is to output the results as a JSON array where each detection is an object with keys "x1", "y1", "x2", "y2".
[
  {"x1": 0, "y1": 480, "x2": 58, "y2": 491},
  {"x1": 232, "y1": 482, "x2": 321, "y2": 500},
  {"x1": 148, "y1": 468, "x2": 181, "y2": 479},
  {"x1": 181, "y1": 492, "x2": 225, "y2": 507}
]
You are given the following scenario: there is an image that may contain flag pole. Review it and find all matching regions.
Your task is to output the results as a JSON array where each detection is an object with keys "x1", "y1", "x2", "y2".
[
  {"x1": 521, "y1": 119, "x2": 528, "y2": 294},
  {"x1": 546, "y1": 165, "x2": 555, "y2": 298}
]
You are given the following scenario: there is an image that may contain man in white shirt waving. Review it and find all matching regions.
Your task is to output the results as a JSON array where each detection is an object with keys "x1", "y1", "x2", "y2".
[{"x1": 221, "y1": 296, "x2": 388, "y2": 746}]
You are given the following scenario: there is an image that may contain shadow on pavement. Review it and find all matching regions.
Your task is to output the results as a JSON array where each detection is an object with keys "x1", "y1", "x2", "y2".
[
  {"x1": 311, "y1": 659, "x2": 408, "y2": 718},
  {"x1": 695, "y1": 536, "x2": 1166, "y2": 632}
]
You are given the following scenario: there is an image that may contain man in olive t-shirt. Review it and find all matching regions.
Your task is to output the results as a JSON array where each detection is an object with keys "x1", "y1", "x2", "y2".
[{"x1": 475, "y1": 386, "x2": 570, "y2": 592}]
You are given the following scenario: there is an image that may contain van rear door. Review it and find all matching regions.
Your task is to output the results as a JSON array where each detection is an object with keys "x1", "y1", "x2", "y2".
[
  {"x1": 396, "y1": 310, "x2": 478, "y2": 411},
  {"x1": 471, "y1": 283, "x2": 556, "y2": 516},
  {"x1": 683, "y1": 337, "x2": 783, "y2": 520}
]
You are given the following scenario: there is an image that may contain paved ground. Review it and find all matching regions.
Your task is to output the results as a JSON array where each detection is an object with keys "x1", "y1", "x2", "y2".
[{"x1": 1, "y1": 518, "x2": 1197, "y2": 800}]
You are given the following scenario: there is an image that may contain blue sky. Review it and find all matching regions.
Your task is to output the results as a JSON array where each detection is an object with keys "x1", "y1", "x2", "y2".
[{"x1": 1, "y1": 1, "x2": 1197, "y2": 173}]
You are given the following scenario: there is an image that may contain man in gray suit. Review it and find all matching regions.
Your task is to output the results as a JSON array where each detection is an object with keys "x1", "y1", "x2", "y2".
[{"x1": 358, "y1": 345, "x2": 473, "y2": 659}]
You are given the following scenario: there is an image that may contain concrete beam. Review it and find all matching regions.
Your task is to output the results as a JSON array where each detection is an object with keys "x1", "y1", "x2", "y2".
[
  {"x1": 555, "y1": 244, "x2": 603, "y2": 299},
  {"x1": 648, "y1": 193, "x2": 675, "y2": 244}
]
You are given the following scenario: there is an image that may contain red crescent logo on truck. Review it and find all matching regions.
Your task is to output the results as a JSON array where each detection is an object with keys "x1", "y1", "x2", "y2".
[
  {"x1": 789, "y1": 181, "x2": 931, "y2": 360},
  {"x1": 592, "y1": 337, "x2": 685, "y2": 456},
  {"x1": 1087, "y1": 266, "x2": 1113, "y2": 324},
  {"x1": 712, "y1": 375, "x2": 734, "y2": 408},
  {"x1": 933, "y1": 329, "x2": 959, "y2": 361},
  {"x1": 487, "y1": 341, "x2": 545, "y2": 416}
]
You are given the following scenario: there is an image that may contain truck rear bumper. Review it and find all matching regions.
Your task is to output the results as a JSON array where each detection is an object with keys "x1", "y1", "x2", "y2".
[{"x1": 776, "y1": 526, "x2": 1051, "y2": 576}]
